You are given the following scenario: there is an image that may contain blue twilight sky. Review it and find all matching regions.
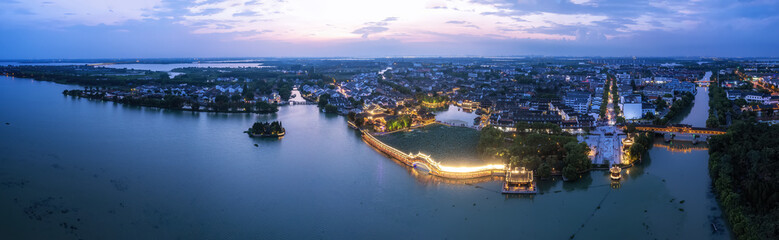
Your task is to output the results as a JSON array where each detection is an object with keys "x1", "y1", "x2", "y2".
[{"x1": 0, "y1": 0, "x2": 777, "y2": 59}]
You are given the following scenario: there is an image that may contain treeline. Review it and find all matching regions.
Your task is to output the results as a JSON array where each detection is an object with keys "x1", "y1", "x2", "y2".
[
  {"x1": 2, "y1": 66, "x2": 169, "y2": 87},
  {"x1": 599, "y1": 77, "x2": 611, "y2": 118},
  {"x1": 62, "y1": 90, "x2": 278, "y2": 113},
  {"x1": 316, "y1": 93, "x2": 338, "y2": 113},
  {"x1": 655, "y1": 92, "x2": 695, "y2": 125},
  {"x1": 624, "y1": 129, "x2": 653, "y2": 164},
  {"x1": 708, "y1": 121, "x2": 779, "y2": 240},
  {"x1": 477, "y1": 124, "x2": 591, "y2": 181},
  {"x1": 385, "y1": 115, "x2": 412, "y2": 131},
  {"x1": 707, "y1": 84, "x2": 732, "y2": 128},
  {"x1": 611, "y1": 77, "x2": 621, "y2": 117},
  {"x1": 416, "y1": 94, "x2": 449, "y2": 104}
]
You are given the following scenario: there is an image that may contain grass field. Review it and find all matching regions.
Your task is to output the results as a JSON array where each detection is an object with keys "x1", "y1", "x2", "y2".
[{"x1": 376, "y1": 124, "x2": 497, "y2": 166}]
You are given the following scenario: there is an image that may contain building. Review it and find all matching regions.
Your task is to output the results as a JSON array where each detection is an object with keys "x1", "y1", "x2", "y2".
[
  {"x1": 564, "y1": 91, "x2": 592, "y2": 114},
  {"x1": 621, "y1": 94, "x2": 643, "y2": 119}
]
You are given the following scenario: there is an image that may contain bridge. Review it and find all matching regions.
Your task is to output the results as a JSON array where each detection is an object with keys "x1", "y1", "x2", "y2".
[
  {"x1": 653, "y1": 142, "x2": 709, "y2": 153},
  {"x1": 694, "y1": 80, "x2": 715, "y2": 87},
  {"x1": 360, "y1": 128, "x2": 506, "y2": 179},
  {"x1": 622, "y1": 124, "x2": 726, "y2": 135}
]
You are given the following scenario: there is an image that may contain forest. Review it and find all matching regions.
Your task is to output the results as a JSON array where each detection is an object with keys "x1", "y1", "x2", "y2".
[{"x1": 708, "y1": 121, "x2": 779, "y2": 240}]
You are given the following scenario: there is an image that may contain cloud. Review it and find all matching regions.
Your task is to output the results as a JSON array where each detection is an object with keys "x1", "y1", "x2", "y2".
[
  {"x1": 0, "y1": 0, "x2": 165, "y2": 26},
  {"x1": 446, "y1": 20, "x2": 469, "y2": 24},
  {"x1": 232, "y1": 10, "x2": 260, "y2": 17},
  {"x1": 352, "y1": 17, "x2": 398, "y2": 38},
  {"x1": 5, "y1": 0, "x2": 779, "y2": 58},
  {"x1": 352, "y1": 26, "x2": 390, "y2": 38}
]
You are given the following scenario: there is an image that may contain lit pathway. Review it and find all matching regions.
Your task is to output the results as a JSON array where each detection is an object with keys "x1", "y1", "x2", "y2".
[{"x1": 355, "y1": 123, "x2": 506, "y2": 179}]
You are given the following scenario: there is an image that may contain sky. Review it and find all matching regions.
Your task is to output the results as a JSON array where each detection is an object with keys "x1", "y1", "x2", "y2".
[{"x1": 0, "y1": 0, "x2": 778, "y2": 59}]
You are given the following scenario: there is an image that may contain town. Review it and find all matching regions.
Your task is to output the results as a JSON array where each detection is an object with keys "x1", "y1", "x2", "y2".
[
  {"x1": 4, "y1": 57, "x2": 779, "y2": 239},
  {"x1": 4, "y1": 58, "x2": 779, "y2": 149}
]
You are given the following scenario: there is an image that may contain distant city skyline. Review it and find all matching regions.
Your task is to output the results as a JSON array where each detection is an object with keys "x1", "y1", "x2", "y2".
[{"x1": 2, "y1": 0, "x2": 778, "y2": 59}]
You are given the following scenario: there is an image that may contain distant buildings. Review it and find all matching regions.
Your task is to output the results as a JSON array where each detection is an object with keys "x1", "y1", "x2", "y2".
[
  {"x1": 564, "y1": 91, "x2": 592, "y2": 114},
  {"x1": 621, "y1": 94, "x2": 643, "y2": 119}
]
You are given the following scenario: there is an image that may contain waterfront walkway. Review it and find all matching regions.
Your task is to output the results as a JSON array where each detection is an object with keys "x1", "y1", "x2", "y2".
[{"x1": 354, "y1": 122, "x2": 506, "y2": 179}]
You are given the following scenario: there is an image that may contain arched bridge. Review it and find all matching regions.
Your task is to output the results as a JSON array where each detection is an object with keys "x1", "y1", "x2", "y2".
[
  {"x1": 622, "y1": 124, "x2": 725, "y2": 135},
  {"x1": 360, "y1": 129, "x2": 506, "y2": 179}
]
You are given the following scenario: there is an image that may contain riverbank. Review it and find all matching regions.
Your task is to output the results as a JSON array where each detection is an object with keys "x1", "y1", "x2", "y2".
[
  {"x1": 0, "y1": 76, "x2": 730, "y2": 239},
  {"x1": 62, "y1": 89, "x2": 281, "y2": 114}
]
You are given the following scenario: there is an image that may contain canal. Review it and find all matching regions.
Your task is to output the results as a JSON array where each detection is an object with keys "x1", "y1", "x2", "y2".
[
  {"x1": 676, "y1": 71, "x2": 713, "y2": 128},
  {"x1": 0, "y1": 76, "x2": 728, "y2": 239}
]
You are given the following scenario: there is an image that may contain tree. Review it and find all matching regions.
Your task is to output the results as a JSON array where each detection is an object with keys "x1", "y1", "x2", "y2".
[
  {"x1": 230, "y1": 94, "x2": 243, "y2": 102},
  {"x1": 477, "y1": 126, "x2": 504, "y2": 158},
  {"x1": 537, "y1": 162, "x2": 552, "y2": 179},
  {"x1": 655, "y1": 99, "x2": 667, "y2": 111},
  {"x1": 317, "y1": 93, "x2": 330, "y2": 108},
  {"x1": 347, "y1": 111, "x2": 357, "y2": 122},
  {"x1": 514, "y1": 122, "x2": 529, "y2": 133},
  {"x1": 520, "y1": 155, "x2": 541, "y2": 171},
  {"x1": 191, "y1": 102, "x2": 201, "y2": 111},
  {"x1": 213, "y1": 94, "x2": 230, "y2": 111},
  {"x1": 324, "y1": 104, "x2": 338, "y2": 113},
  {"x1": 255, "y1": 101, "x2": 279, "y2": 113},
  {"x1": 563, "y1": 165, "x2": 579, "y2": 181},
  {"x1": 564, "y1": 142, "x2": 590, "y2": 173},
  {"x1": 616, "y1": 116, "x2": 626, "y2": 124},
  {"x1": 242, "y1": 84, "x2": 253, "y2": 99}
]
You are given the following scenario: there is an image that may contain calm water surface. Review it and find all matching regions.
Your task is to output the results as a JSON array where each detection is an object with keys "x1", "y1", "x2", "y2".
[
  {"x1": 0, "y1": 76, "x2": 729, "y2": 239},
  {"x1": 677, "y1": 71, "x2": 713, "y2": 127}
]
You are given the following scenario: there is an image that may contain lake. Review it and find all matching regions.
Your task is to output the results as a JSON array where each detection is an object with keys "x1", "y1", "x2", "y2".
[{"x1": 0, "y1": 76, "x2": 729, "y2": 239}]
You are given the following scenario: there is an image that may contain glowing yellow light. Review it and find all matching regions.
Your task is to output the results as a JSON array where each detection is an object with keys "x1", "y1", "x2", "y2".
[{"x1": 437, "y1": 164, "x2": 506, "y2": 173}]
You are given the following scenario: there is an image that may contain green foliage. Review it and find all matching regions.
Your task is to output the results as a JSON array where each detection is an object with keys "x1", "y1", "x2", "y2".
[
  {"x1": 707, "y1": 84, "x2": 732, "y2": 128},
  {"x1": 324, "y1": 104, "x2": 338, "y2": 113},
  {"x1": 510, "y1": 130, "x2": 585, "y2": 179},
  {"x1": 626, "y1": 132, "x2": 653, "y2": 164},
  {"x1": 385, "y1": 115, "x2": 412, "y2": 131},
  {"x1": 562, "y1": 141, "x2": 591, "y2": 180},
  {"x1": 477, "y1": 126, "x2": 505, "y2": 158},
  {"x1": 655, "y1": 92, "x2": 694, "y2": 125},
  {"x1": 624, "y1": 123, "x2": 637, "y2": 134},
  {"x1": 537, "y1": 162, "x2": 552, "y2": 179},
  {"x1": 248, "y1": 121, "x2": 285, "y2": 136},
  {"x1": 255, "y1": 101, "x2": 279, "y2": 113},
  {"x1": 655, "y1": 98, "x2": 667, "y2": 111},
  {"x1": 709, "y1": 121, "x2": 779, "y2": 240},
  {"x1": 277, "y1": 82, "x2": 293, "y2": 101},
  {"x1": 317, "y1": 93, "x2": 330, "y2": 108},
  {"x1": 599, "y1": 77, "x2": 611, "y2": 119},
  {"x1": 514, "y1": 122, "x2": 528, "y2": 133},
  {"x1": 616, "y1": 116, "x2": 626, "y2": 124},
  {"x1": 416, "y1": 94, "x2": 449, "y2": 104}
]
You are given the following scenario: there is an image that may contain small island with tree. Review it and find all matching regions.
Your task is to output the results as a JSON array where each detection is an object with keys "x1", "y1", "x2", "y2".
[{"x1": 245, "y1": 121, "x2": 286, "y2": 138}]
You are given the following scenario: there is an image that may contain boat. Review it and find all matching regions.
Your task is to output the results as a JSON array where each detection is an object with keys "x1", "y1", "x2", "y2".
[{"x1": 610, "y1": 165, "x2": 622, "y2": 180}]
